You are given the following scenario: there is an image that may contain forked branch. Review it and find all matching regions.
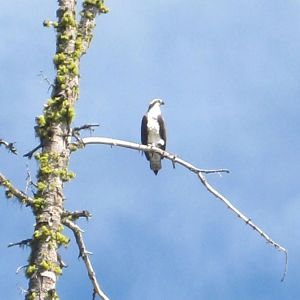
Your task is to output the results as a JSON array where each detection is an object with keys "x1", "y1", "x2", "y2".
[{"x1": 77, "y1": 136, "x2": 288, "y2": 281}]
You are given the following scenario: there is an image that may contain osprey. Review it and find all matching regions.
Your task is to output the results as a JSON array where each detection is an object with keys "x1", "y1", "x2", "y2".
[{"x1": 141, "y1": 99, "x2": 167, "y2": 175}]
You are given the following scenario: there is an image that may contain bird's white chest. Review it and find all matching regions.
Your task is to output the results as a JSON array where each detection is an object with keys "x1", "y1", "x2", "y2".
[{"x1": 147, "y1": 115, "x2": 163, "y2": 145}]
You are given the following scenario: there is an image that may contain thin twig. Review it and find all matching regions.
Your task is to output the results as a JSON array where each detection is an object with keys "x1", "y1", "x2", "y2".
[
  {"x1": 78, "y1": 136, "x2": 288, "y2": 280},
  {"x1": 63, "y1": 219, "x2": 109, "y2": 300},
  {"x1": 0, "y1": 173, "x2": 33, "y2": 206},
  {"x1": 25, "y1": 165, "x2": 37, "y2": 195},
  {"x1": 0, "y1": 138, "x2": 17, "y2": 154},
  {"x1": 38, "y1": 71, "x2": 54, "y2": 92},
  {"x1": 17, "y1": 284, "x2": 28, "y2": 296}
]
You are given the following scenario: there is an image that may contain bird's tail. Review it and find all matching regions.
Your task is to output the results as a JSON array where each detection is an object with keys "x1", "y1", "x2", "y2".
[{"x1": 150, "y1": 153, "x2": 162, "y2": 175}]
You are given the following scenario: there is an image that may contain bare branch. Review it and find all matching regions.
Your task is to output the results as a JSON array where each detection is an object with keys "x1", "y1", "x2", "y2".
[
  {"x1": 72, "y1": 124, "x2": 100, "y2": 142},
  {"x1": 8, "y1": 239, "x2": 32, "y2": 249},
  {"x1": 73, "y1": 123, "x2": 100, "y2": 134},
  {"x1": 23, "y1": 143, "x2": 42, "y2": 159},
  {"x1": 79, "y1": 137, "x2": 229, "y2": 175},
  {"x1": 0, "y1": 138, "x2": 17, "y2": 154},
  {"x1": 198, "y1": 169, "x2": 229, "y2": 174},
  {"x1": 78, "y1": 136, "x2": 288, "y2": 280},
  {"x1": 63, "y1": 210, "x2": 92, "y2": 221},
  {"x1": 0, "y1": 173, "x2": 33, "y2": 206},
  {"x1": 196, "y1": 171, "x2": 288, "y2": 281},
  {"x1": 63, "y1": 219, "x2": 109, "y2": 300}
]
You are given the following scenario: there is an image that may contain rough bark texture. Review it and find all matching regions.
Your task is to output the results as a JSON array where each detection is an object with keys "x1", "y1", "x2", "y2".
[{"x1": 25, "y1": 1, "x2": 108, "y2": 299}]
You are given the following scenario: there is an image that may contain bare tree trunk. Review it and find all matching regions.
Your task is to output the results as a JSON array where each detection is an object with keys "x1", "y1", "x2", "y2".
[{"x1": 25, "y1": 1, "x2": 108, "y2": 299}]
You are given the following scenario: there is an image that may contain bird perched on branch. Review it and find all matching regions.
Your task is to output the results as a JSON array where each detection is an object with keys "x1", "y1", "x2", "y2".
[{"x1": 141, "y1": 98, "x2": 167, "y2": 175}]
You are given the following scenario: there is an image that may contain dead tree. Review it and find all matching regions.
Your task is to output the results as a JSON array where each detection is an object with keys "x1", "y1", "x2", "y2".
[{"x1": 1, "y1": 1, "x2": 109, "y2": 299}]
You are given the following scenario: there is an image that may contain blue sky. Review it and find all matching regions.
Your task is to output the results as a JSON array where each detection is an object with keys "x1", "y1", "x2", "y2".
[{"x1": 1, "y1": 1, "x2": 300, "y2": 299}]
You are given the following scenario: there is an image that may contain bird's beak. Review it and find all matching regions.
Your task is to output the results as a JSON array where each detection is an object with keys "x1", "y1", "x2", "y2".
[{"x1": 161, "y1": 101, "x2": 165, "y2": 105}]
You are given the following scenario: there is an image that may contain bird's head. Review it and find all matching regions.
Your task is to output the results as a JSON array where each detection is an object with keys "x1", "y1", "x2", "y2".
[{"x1": 148, "y1": 98, "x2": 165, "y2": 111}]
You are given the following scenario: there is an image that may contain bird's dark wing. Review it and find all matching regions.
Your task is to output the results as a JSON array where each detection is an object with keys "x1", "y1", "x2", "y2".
[
  {"x1": 141, "y1": 115, "x2": 150, "y2": 160},
  {"x1": 158, "y1": 115, "x2": 167, "y2": 151}
]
